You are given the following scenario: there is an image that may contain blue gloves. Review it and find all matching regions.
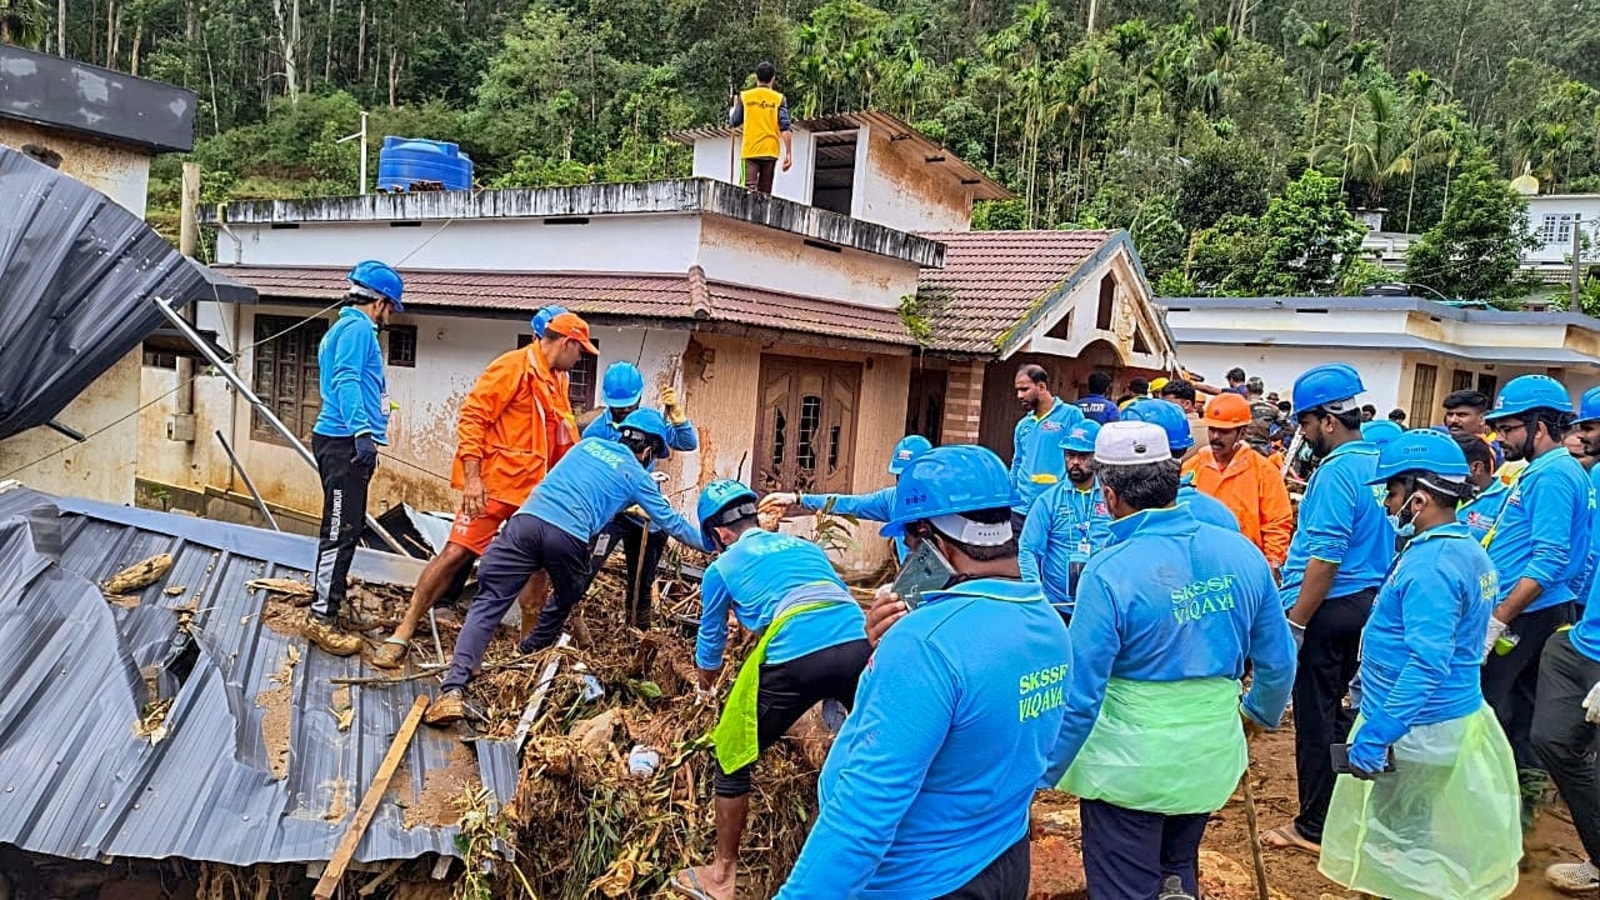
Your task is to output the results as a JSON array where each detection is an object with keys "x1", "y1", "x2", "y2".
[
  {"x1": 353, "y1": 433, "x2": 379, "y2": 468},
  {"x1": 1348, "y1": 707, "x2": 1408, "y2": 777}
]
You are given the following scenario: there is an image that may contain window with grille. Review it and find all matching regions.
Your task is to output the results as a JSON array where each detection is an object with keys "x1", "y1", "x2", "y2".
[
  {"x1": 1410, "y1": 363, "x2": 1438, "y2": 428},
  {"x1": 1451, "y1": 369, "x2": 1474, "y2": 393},
  {"x1": 1540, "y1": 214, "x2": 1575, "y2": 247},
  {"x1": 387, "y1": 325, "x2": 418, "y2": 367},
  {"x1": 251, "y1": 314, "x2": 330, "y2": 445},
  {"x1": 518, "y1": 334, "x2": 600, "y2": 411}
]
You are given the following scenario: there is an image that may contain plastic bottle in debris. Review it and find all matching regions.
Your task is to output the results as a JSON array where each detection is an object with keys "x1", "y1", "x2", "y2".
[{"x1": 628, "y1": 745, "x2": 661, "y2": 777}]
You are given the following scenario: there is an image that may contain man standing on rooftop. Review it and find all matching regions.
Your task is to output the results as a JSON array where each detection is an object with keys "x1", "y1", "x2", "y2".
[{"x1": 728, "y1": 62, "x2": 792, "y2": 195}]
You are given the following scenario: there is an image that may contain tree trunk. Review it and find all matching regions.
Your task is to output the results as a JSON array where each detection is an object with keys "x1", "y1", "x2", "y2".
[
  {"x1": 324, "y1": 0, "x2": 334, "y2": 83},
  {"x1": 104, "y1": 0, "x2": 115, "y2": 68},
  {"x1": 1085, "y1": 0, "x2": 1097, "y2": 33},
  {"x1": 1449, "y1": 0, "x2": 1473, "y2": 87},
  {"x1": 57, "y1": 0, "x2": 66, "y2": 56},
  {"x1": 356, "y1": 0, "x2": 366, "y2": 78},
  {"x1": 271, "y1": 0, "x2": 301, "y2": 102},
  {"x1": 387, "y1": 45, "x2": 398, "y2": 106},
  {"x1": 129, "y1": 21, "x2": 141, "y2": 74}
]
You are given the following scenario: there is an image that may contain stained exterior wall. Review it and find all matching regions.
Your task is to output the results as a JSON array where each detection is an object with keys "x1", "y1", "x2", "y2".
[
  {"x1": 0, "y1": 119, "x2": 156, "y2": 505},
  {"x1": 855, "y1": 123, "x2": 973, "y2": 233},
  {"x1": 689, "y1": 131, "x2": 817, "y2": 203},
  {"x1": 697, "y1": 216, "x2": 921, "y2": 310}
]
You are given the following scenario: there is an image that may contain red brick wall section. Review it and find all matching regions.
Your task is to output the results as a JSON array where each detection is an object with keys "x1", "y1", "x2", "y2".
[{"x1": 941, "y1": 359, "x2": 986, "y2": 445}]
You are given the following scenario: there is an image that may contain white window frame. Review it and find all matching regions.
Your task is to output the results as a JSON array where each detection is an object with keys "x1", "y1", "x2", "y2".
[{"x1": 1540, "y1": 213, "x2": 1575, "y2": 247}]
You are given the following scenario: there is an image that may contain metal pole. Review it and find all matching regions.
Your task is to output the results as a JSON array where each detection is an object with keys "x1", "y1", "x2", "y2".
[
  {"x1": 1573, "y1": 213, "x2": 1583, "y2": 309},
  {"x1": 216, "y1": 429, "x2": 281, "y2": 531},
  {"x1": 151, "y1": 297, "x2": 409, "y2": 556},
  {"x1": 359, "y1": 112, "x2": 369, "y2": 196}
]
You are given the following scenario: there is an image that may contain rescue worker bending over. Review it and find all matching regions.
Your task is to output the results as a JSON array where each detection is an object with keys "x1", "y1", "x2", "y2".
[
  {"x1": 580, "y1": 361, "x2": 699, "y2": 628},
  {"x1": 1020, "y1": 420, "x2": 1113, "y2": 623},
  {"x1": 425, "y1": 409, "x2": 707, "y2": 727},
  {"x1": 775, "y1": 446, "x2": 1070, "y2": 898},
  {"x1": 671, "y1": 481, "x2": 870, "y2": 900},
  {"x1": 758, "y1": 434, "x2": 933, "y2": 563},
  {"x1": 1320, "y1": 428, "x2": 1520, "y2": 899},
  {"x1": 1046, "y1": 421, "x2": 1296, "y2": 900}
]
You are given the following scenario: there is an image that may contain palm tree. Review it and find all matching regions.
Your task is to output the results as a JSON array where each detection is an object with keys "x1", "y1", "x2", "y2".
[
  {"x1": 1316, "y1": 85, "x2": 1412, "y2": 206},
  {"x1": 1297, "y1": 19, "x2": 1342, "y2": 139},
  {"x1": 1195, "y1": 25, "x2": 1234, "y2": 117},
  {"x1": 0, "y1": 0, "x2": 49, "y2": 46}
]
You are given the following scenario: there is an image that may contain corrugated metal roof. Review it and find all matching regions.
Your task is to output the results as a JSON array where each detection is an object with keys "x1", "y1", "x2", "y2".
[
  {"x1": 667, "y1": 110, "x2": 1012, "y2": 201},
  {"x1": 914, "y1": 230, "x2": 1118, "y2": 353},
  {"x1": 1170, "y1": 327, "x2": 1600, "y2": 366},
  {"x1": 214, "y1": 265, "x2": 914, "y2": 348},
  {"x1": 0, "y1": 486, "x2": 518, "y2": 866}
]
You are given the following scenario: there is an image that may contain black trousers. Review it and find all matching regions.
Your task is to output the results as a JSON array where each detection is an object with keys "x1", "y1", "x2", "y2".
[
  {"x1": 1486, "y1": 601, "x2": 1576, "y2": 770},
  {"x1": 587, "y1": 514, "x2": 667, "y2": 628},
  {"x1": 714, "y1": 639, "x2": 872, "y2": 797},
  {"x1": 936, "y1": 837, "x2": 1031, "y2": 900},
  {"x1": 310, "y1": 434, "x2": 374, "y2": 621},
  {"x1": 1079, "y1": 798, "x2": 1209, "y2": 900},
  {"x1": 1533, "y1": 629, "x2": 1600, "y2": 863},
  {"x1": 1292, "y1": 587, "x2": 1375, "y2": 844}
]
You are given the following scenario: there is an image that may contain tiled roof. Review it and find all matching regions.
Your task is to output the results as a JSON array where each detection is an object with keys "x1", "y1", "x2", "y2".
[
  {"x1": 915, "y1": 230, "x2": 1118, "y2": 353},
  {"x1": 214, "y1": 265, "x2": 913, "y2": 347},
  {"x1": 0, "y1": 487, "x2": 516, "y2": 866}
]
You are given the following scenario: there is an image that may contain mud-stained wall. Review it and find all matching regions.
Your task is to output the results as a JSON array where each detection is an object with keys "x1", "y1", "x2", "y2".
[
  {"x1": 697, "y1": 217, "x2": 922, "y2": 311},
  {"x1": 856, "y1": 123, "x2": 973, "y2": 233},
  {"x1": 678, "y1": 333, "x2": 909, "y2": 578},
  {"x1": 0, "y1": 121, "x2": 155, "y2": 504}
]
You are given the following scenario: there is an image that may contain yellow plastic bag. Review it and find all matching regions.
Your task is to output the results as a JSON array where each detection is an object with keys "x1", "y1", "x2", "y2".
[
  {"x1": 1060, "y1": 677, "x2": 1246, "y2": 815},
  {"x1": 1319, "y1": 704, "x2": 1521, "y2": 900}
]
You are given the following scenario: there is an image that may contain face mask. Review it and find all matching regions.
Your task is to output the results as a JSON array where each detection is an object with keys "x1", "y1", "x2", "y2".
[{"x1": 1388, "y1": 492, "x2": 1424, "y2": 539}]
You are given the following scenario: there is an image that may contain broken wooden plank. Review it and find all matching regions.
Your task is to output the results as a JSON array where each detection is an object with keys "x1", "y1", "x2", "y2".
[
  {"x1": 312, "y1": 695, "x2": 430, "y2": 900},
  {"x1": 513, "y1": 634, "x2": 572, "y2": 751}
]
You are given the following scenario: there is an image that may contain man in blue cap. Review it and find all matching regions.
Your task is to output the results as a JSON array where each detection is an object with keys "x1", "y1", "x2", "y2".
[
  {"x1": 425, "y1": 408, "x2": 707, "y2": 727},
  {"x1": 774, "y1": 446, "x2": 1070, "y2": 898},
  {"x1": 671, "y1": 481, "x2": 870, "y2": 900},
  {"x1": 1020, "y1": 419, "x2": 1113, "y2": 622},
  {"x1": 1535, "y1": 391, "x2": 1600, "y2": 892},
  {"x1": 580, "y1": 360, "x2": 698, "y2": 628},
  {"x1": 1047, "y1": 421, "x2": 1296, "y2": 900},
  {"x1": 1263, "y1": 362, "x2": 1394, "y2": 855},
  {"x1": 1011, "y1": 364, "x2": 1087, "y2": 527},
  {"x1": 303, "y1": 260, "x2": 405, "y2": 657},
  {"x1": 757, "y1": 434, "x2": 933, "y2": 563},
  {"x1": 1479, "y1": 374, "x2": 1592, "y2": 829}
]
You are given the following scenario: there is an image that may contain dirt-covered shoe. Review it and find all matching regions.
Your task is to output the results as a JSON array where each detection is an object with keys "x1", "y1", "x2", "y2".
[
  {"x1": 423, "y1": 689, "x2": 481, "y2": 728},
  {"x1": 371, "y1": 638, "x2": 410, "y2": 669},
  {"x1": 1546, "y1": 860, "x2": 1600, "y2": 893},
  {"x1": 302, "y1": 614, "x2": 362, "y2": 657},
  {"x1": 337, "y1": 606, "x2": 381, "y2": 633}
]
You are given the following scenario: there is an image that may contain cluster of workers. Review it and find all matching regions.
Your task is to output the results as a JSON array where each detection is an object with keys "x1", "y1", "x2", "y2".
[{"x1": 299, "y1": 261, "x2": 1600, "y2": 900}]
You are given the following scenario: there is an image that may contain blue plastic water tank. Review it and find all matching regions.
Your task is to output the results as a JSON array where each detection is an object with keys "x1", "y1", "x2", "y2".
[{"x1": 377, "y1": 136, "x2": 474, "y2": 191}]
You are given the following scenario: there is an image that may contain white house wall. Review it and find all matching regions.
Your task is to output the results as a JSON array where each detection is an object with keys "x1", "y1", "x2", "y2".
[
  {"x1": 854, "y1": 123, "x2": 973, "y2": 234},
  {"x1": 1175, "y1": 345, "x2": 1406, "y2": 410},
  {"x1": 688, "y1": 132, "x2": 817, "y2": 204},
  {"x1": 1525, "y1": 195, "x2": 1600, "y2": 266},
  {"x1": 696, "y1": 217, "x2": 921, "y2": 310},
  {"x1": 218, "y1": 216, "x2": 703, "y2": 273},
  {"x1": 1013, "y1": 252, "x2": 1173, "y2": 370}
]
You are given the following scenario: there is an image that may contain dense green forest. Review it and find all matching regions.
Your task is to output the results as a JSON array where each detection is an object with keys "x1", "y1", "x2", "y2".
[{"x1": 5, "y1": 0, "x2": 1600, "y2": 300}]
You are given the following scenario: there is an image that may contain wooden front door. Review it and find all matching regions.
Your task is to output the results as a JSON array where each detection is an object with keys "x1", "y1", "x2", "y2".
[{"x1": 755, "y1": 355, "x2": 861, "y2": 494}]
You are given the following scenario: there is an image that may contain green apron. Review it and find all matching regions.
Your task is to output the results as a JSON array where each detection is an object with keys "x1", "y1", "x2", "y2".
[
  {"x1": 1060, "y1": 676, "x2": 1246, "y2": 815},
  {"x1": 711, "y1": 598, "x2": 840, "y2": 774}
]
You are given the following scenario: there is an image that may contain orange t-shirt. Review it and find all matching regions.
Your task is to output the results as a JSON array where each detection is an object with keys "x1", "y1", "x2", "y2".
[
  {"x1": 450, "y1": 343, "x2": 576, "y2": 505},
  {"x1": 1182, "y1": 445, "x2": 1294, "y2": 566}
]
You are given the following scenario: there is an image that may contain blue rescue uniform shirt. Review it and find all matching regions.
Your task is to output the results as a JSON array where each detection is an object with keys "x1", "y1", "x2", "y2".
[
  {"x1": 1075, "y1": 393, "x2": 1121, "y2": 425},
  {"x1": 1457, "y1": 479, "x2": 1512, "y2": 544},
  {"x1": 1573, "y1": 464, "x2": 1600, "y2": 604},
  {"x1": 1359, "y1": 522, "x2": 1496, "y2": 730},
  {"x1": 1484, "y1": 448, "x2": 1591, "y2": 613},
  {"x1": 1279, "y1": 441, "x2": 1394, "y2": 609},
  {"x1": 797, "y1": 486, "x2": 907, "y2": 561},
  {"x1": 516, "y1": 438, "x2": 706, "y2": 551},
  {"x1": 1047, "y1": 507, "x2": 1296, "y2": 782},
  {"x1": 1019, "y1": 480, "x2": 1113, "y2": 615},
  {"x1": 696, "y1": 529, "x2": 868, "y2": 670},
  {"x1": 1011, "y1": 399, "x2": 1086, "y2": 514},
  {"x1": 313, "y1": 307, "x2": 389, "y2": 441},
  {"x1": 775, "y1": 579, "x2": 1070, "y2": 899}
]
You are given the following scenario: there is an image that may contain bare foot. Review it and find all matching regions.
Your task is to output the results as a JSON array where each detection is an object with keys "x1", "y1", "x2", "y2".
[{"x1": 1260, "y1": 823, "x2": 1320, "y2": 855}]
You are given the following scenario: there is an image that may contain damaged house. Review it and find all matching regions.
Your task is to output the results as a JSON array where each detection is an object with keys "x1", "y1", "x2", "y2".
[{"x1": 158, "y1": 111, "x2": 1178, "y2": 576}]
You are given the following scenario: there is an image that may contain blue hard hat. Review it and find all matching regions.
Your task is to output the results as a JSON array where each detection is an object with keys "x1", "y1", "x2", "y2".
[
  {"x1": 1368, "y1": 428, "x2": 1470, "y2": 484},
  {"x1": 1360, "y1": 419, "x2": 1404, "y2": 448},
  {"x1": 1292, "y1": 363, "x2": 1365, "y2": 417},
  {"x1": 1120, "y1": 398, "x2": 1192, "y2": 452},
  {"x1": 1577, "y1": 386, "x2": 1600, "y2": 425},
  {"x1": 888, "y1": 434, "x2": 934, "y2": 475},
  {"x1": 1060, "y1": 419, "x2": 1101, "y2": 453},
  {"x1": 881, "y1": 445, "x2": 1015, "y2": 538},
  {"x1": 697, "y1": 479, "x2": 759, "y2": 548},
  {"x1": 1490, "y1": 374, "x2": 1574, "y2": 421},
  {"x1": 347, "y1": 260, "x2": 404, "y2": 310},
  {"x1": 602, "y1": 362, "x2": 646, "y2": 409},
  {"x1": 619, "y1": 407, "x2": 671, "y2": 458},
  {"x1": 530, "y1": 305, "x2": 568, "y2": 338}
]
